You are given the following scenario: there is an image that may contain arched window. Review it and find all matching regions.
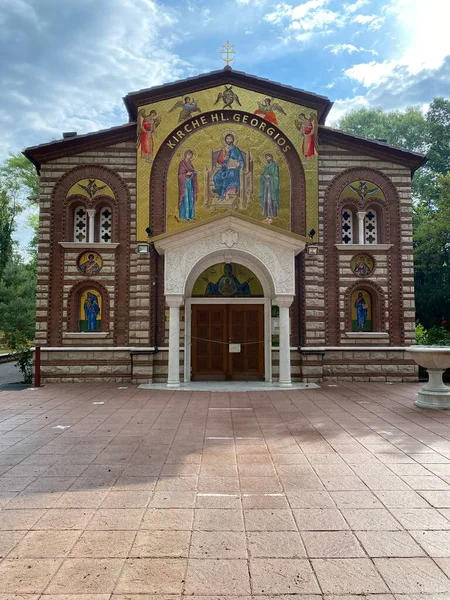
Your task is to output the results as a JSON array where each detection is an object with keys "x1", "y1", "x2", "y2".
[
  {"x1": 99, "y1": 207, "x2": 113, "y2": 243},
  {"x1": 79, "y1": 288, "x2": 102, "y2": 332},
  {"x1": 73, "y1": 206, "x2": 88, "y2": 243},
  {"x1": 71, "y1": 204, "x2": 114, "y2": 243},
  {"x1": 341, "y1": 208, "x2": 354, "y2": 244},
  {"x1": 364, "y1": 209, "x2": 378, "y2": 244}
]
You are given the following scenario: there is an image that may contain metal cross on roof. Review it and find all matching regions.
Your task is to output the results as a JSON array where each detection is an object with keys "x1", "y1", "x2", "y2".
[{"x1": 220, "y1": 41, "x2": 236, "y2": 67}]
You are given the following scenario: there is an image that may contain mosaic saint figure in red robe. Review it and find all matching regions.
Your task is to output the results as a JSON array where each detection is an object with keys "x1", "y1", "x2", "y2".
[
  {"x1": 295, "y1": 112, "x2": 318, "y2": 159},
  {"x1": 254, "y1": 98, "x2": 286, "y2": 125},
  {"x1": 137, "y1": 109, "x2": 160, "y2": 163}
]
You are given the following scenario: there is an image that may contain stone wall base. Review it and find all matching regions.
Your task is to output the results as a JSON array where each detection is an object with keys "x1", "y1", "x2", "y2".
[{"x1": 39, "y1": 347, "x2": 418, "y2": 384}]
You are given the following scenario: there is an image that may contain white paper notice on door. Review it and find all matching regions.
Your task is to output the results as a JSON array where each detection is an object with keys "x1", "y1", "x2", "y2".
[{"x1": 229, "y1": 344, "x2": 241, "y2": 353}]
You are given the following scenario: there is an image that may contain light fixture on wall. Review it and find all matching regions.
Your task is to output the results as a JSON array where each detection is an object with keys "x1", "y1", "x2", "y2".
[
  {"x1": 307, "y1": 245, "x2": 319, "y2": 256},
  {"x1": 136, "y1": 243, "x2": 150, "y2": 254}
]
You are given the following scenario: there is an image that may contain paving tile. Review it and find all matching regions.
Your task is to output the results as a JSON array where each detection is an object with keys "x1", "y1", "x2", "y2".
[
  {"x1": 418, "y1": 490, "x2": 450, "y2": 508},
  {"x1": 197, "y1": 476, "x2": 240, "y2": 493},
  {"x1": 142, "y1": 508, "x2": 194, "y2": 530},
  {"x1": 193, "y1": 508, "x2": 244, "y2": 531},
  {"x1": 375, "y1": 490, "x2": 429, "y2": 508},
  {"x1": 244, "y1": 508, "x2": 297, "y2": 531},
  {"x1": 190, "y1": 530, "x2": 247, "y2": 558},
  {"x1": 70, "y1": 530, "x2": 135, "y2": 557},
  {"x1": 185, "y1": 558, "x2": 250, "y2": 595},
  {"x1": 374, "y1": 557, "x2": 450, "y2": 594},
  {"x1": 410, "y1": 530, "x2": 450, "y2": 556},
  {"x1": 400, "y1": 476, "x2": 450, "y2": 490},
  {"x1": 250, "y1": 558, "x2": 320, "y2": 594},
  {"x1": 9, "y1": 530, "x2": 81, "y2": 558},
  {"x1": 196, "y1": 493, "x2": 241, "y2": 509},
  {"x1": 241, "y1": 493, "x2": 289, "y2": 509},
  {"x1": 53, "y1": 491, "x2": 108, "y2": 508},
  {"x1": 46, "y1": 557, "x2": 124, "y2": 594},
  {"x1": 293, "y1": 509, "x2": 349, "y2": 530},
  {"x1": 287, "y1": 490, "x2": 335, "y2": 508},
  {"x1": 312, "y1": 558, "x2": 389, "y2": 594},
  {"x1": 149, "y1": 491, "x2": 197, "y2": 508},
  {"x1": 86, "y1": 508, "x2": 144, "y2": 530},
  {"x1": 341, "y1": 509, "x2": 402, "y2": 530},
  {"x1": 390, "y1": 508, "x2": 450, "y2": 530},
  {"x1": 302, "y1": 531, "x2": 365, "y2": 557},
  {"x1": 330, "y1": 491, "x2": 383, "y2": 508},
  {"x1": 0, "y1": 530, "x2": 26, "y2": 557},
  {"x1": 32, "y1": 509, "x2": 95, "y2": 530},
  {"x1": 0, "y1": 558, "x2": 61, "y2": 593},
  {"x1": 129, "y1": 530, "x2": 190, "y2": 557},
  {"x1": 355, "y1": 531, "x2": 425, "y2": 557},
  {"x1": 247, "y1": 531, "x2": 306, "y2": 557}
]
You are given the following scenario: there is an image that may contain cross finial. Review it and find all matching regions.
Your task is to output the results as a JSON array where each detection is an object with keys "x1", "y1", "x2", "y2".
[{"x1": 220, "y1": 40, "x2": 236, "y2": 69}]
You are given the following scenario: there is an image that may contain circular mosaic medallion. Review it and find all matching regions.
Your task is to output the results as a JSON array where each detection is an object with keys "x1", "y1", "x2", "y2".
[
  {"x1": 77, "y1": 251, "x2": 103, "y2": 276},
  {"x1": 351, "y1": 253, "x2": 374, "y2": 278}
]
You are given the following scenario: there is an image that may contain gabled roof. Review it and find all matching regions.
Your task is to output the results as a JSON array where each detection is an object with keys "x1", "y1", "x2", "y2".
[
  {"x1": 319, "y1": 125, "x2": 427, "y2": 173},
  {"x1": 123, "y1": 67, "x2": 333, "y2": 124},
  {"x1": 23, "y1": 123, "x2": 135, "y2": 172},
  {"x1": 23, "y1": 67, "x2": 427, "y2": 174}
]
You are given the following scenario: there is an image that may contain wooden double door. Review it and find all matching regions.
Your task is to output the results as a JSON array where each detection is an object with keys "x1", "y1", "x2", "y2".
[{"x1": 192, "y1": 304, "x2": 264, "y2": 381}]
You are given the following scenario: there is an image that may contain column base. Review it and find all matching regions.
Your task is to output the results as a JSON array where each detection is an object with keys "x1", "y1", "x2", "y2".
[
  {"x1": 167, "y1": 382, "x2": 181, "y2": 389},
  {"x1": 415, "y1": 389, "x2": 450, "y2": 410},
  {"x1": 278, "y1": 381, "x2": 293, "y2": 388}
]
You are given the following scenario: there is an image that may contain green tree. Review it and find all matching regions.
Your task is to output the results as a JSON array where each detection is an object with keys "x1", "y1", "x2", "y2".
[
  {"x1": 0, "y1": 152, "x2": 39, "y2": 203},
  {"x1": 0, "y1": 254, "x2": 37, "y2": 382},
  {"x1": 0, "y1": 186, "x2": 18, "y2": 280},
  {"x1": 414, "y1": 174, "x2": 450, "y2": 328}
]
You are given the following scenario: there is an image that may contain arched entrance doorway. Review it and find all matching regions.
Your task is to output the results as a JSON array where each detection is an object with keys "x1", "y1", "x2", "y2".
[
  {"x1": 186, "y1": 261, "x2": 269, "y2": 382},
  {"x1": 152, "y1": 213, "x2": 307, "y2": 388}
]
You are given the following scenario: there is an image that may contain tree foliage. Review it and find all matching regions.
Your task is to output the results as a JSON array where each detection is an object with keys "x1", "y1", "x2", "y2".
[{"x1": 337, "y1": 98, "x2": 450, "y2": 329}]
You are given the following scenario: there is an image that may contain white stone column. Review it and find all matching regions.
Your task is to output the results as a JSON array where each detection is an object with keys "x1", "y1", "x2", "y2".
[
  {"x1": 166, "y1": 295, "x2": 183, "y2": 388},
  {"x1": 274, "y1": 296, "x2": 294, "y2": 388},
  {"x1": 357, "y1": 211, "x2": 366, "y2": 245},
  {"x1": 86, "y1": 208, "x2": 96, "y2": 243}
]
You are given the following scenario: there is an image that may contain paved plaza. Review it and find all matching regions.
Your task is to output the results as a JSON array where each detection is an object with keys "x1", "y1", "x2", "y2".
[{"x1": 2, "y1": 382, "x2": 450, "y2": 598}]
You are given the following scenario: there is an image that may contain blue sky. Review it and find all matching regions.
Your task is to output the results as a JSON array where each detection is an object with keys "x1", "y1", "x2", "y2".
[{"x1": 1, "y1": 0, "x2": 449, "y2": 249}]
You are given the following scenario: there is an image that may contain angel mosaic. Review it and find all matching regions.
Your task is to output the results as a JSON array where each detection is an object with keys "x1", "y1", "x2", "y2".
[
  {"x1": 254, "y1": 97, "x2": 286, "y2": 125},
  {"x1": 214, "y1": 86, "x2": 242, "y2": 109},
  {"x1": 137, "y1": 108, "x2": 161, "y2": 163},
  {"x1": 348, "y1": 181, "x2": 380, "y2": 202},
  {"x1": 294, "y1": 112, "x2": 318, "y2": 159},
  {"x1": 169, "y1": 96, "x2": 201, "y2": 123}
]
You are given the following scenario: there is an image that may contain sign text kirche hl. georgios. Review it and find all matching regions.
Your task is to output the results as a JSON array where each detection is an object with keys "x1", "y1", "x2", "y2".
[{"x1": 165, "y1": 110, "x2": 293, "y2": 153}]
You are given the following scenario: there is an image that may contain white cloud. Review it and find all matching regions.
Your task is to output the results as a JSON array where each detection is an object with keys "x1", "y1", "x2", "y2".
[
  {"x1": 344, "y1": 59, "x2": 397, "y2": 86},
  {"x1": 326, "y1": 43, "x2": 378, "y2": 55},
  {"x1": 344, "y1": 0, "x2": 370, "y2": 13},
  {"x1": 265, "y1": 0, "x2": 344, "y2": 39},
  {"x1": 351, "y1": 13, "x2": 384, "y2": 29}
]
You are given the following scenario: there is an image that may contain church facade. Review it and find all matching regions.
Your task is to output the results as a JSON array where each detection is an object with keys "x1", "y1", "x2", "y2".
[{"x1": 24, "y1": 68, "x2": 425, "y2": 385}]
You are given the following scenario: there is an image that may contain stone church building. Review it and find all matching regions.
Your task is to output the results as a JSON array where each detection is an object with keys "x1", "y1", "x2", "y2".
[{"x1": 24, "y1": 67, "x2": 425, "y2": 385}]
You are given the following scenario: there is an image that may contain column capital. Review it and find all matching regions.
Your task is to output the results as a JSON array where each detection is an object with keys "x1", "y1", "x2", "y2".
[
  {"x1": 86, "y1": 208, "x2": 96, "y2": 218},
  {"x1": 166, "y1": 295, "x2": 184, "y2": 308},
  {"x1": 357, "y1": 211, "x2": 367, "y2": 219},
  {"x1": 273, "y1": 295, "x2": 294, "y2": 308}
]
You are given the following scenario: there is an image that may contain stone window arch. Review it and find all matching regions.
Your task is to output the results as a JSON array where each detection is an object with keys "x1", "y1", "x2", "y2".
[
  {"x1": 67, "y1": 280, "x2": 110, "y2": 333},
  {"x1": 345, "y1": 280, "x2": 386, "y2": 333}
]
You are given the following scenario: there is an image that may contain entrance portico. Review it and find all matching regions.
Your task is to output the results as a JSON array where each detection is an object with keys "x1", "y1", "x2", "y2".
[{"x1": 152, "y1": 213, "x2": 307, "y2": 387}]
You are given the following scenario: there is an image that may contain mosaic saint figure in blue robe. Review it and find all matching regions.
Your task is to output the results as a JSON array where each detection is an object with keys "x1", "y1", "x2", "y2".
[
  {"x1": 84, "y1": 292, "x2": 100, "y2": 330},
  {"x1": 213, "y1": 134, "x2": 245, "y2": 201},
  {"x1": 178, "y1": 150, "x2": 198, "y2": 221},
  {"x1": 354, "y1": 291, "x2": 368, "y2": 330}
]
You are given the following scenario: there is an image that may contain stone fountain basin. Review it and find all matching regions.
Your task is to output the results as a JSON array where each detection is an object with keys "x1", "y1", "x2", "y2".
[{"x1": 407, "y1": 346, "x2": 450, "y2": 370}]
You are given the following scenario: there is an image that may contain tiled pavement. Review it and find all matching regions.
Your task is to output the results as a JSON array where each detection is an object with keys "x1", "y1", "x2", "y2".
[{"x1": 2, "y1": 382, "x2": 450, "y2": 598}]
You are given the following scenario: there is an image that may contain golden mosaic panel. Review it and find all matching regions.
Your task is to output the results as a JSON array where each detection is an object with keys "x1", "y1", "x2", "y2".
[
  {"x1": 67, "y1": 179, "x2": 115, "y2": 201},
  {"x1": 136, "y1": 84, "x2": 319, "y2": 239}
]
